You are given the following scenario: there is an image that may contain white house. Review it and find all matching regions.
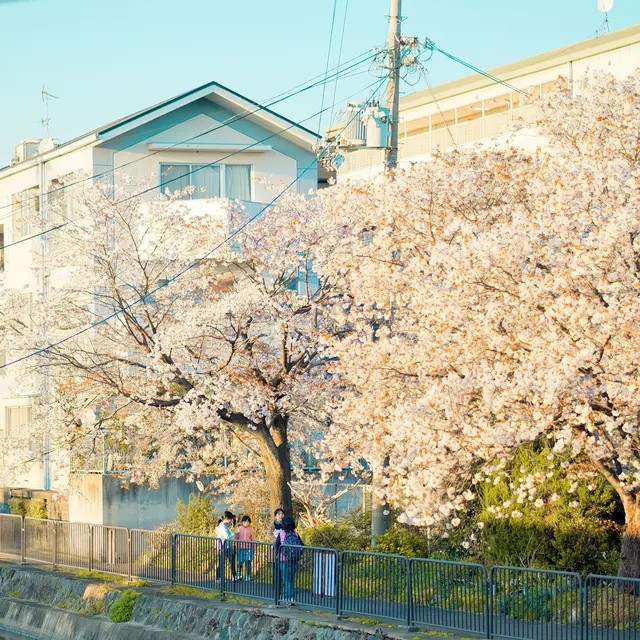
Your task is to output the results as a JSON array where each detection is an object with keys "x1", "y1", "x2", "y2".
[
  {"x1": 0, "y1": 81, "x2": 319, "y2": 526},
  {"x1": 336, "y1": 23, "x2": 640, "y2": 180}
]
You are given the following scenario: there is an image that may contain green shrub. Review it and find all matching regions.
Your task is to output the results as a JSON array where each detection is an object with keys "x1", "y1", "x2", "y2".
[
  {"x1": 175, "y1": 494, "x2": 217, "y2": 535},
  {"x1": 375, "y1": 527, "x2": 430, "y2": 558},
  {"x1": 25, "y1": 499, "x2": 47, "y2": 519},
  {"x1": 553, "y1": 518, "x2": 621, "y2": 575},
  {"x1": 478, "y1": 519, "x2": 555, "y2": 568},
  {"x1": 301, "y1": 509, "x2": 370, "y2": 551},
  {"x1": 7, "y1": 499, "x2": 26, "y2": 517},
  {"x1": 108, "y1": 589, "x2": 138, "y2": 623},
  {"x1": 301, "y1": 522, "x2": 362, "y2": 550},
  {"x1": 474, "y1": 443, "x2": 623, "y2": 573},
  {"x1": 8, "y1": 498, "x2": 48, "y2": 519}
]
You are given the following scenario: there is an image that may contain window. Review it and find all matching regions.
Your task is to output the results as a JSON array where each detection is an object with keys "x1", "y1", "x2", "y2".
[
  {"x1": 11, "y1": 188, "x2": 38, "y2": 240},
  {"x1": 160, "y1": 163, "x2": 251, "y2": 200},
  {"x1": 5, "y1": 406, "x2": 32, "y2": 439},
  {"x1": 284, "y1": 264, "x2": 320, "y2": 296}
]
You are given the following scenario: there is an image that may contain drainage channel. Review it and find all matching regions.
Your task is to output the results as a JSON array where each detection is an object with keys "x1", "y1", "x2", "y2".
[{"x1": 0, "y1": 625, "x2": 42, "y2": 639}]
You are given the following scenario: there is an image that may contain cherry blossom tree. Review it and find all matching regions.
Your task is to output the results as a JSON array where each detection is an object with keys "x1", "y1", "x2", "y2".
[
  {"x1": 0, "y1": 180, "x2": 339, "y2": 514},
  {"x1": 311, "y1": 72, "x2": 640, "y2": 577}
]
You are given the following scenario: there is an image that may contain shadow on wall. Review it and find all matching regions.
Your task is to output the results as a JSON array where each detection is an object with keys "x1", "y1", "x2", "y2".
[{"x1": 68, "y1": 474, "x2": 213, "y2": 528}]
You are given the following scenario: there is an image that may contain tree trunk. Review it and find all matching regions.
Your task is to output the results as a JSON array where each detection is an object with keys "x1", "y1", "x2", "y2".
[
  {"x1": 370, "y1": 455, "x2": 390, "y2": 548},
  {"x1": 620, "y1": 500, "x2": 640, "y2": 579},
  {"x1": 256, "y1": 417, "x2": 293, "y2": 516}
]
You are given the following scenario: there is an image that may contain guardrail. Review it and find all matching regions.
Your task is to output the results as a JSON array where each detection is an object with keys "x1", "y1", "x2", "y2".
[{"x1": 0, "y1": 514, "x2": 638, "y2": 639}]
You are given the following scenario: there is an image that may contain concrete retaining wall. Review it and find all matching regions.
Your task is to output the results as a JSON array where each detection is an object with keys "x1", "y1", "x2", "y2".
[{"x1": 0, "y1": 564, "x2": 415, "y2": 640}]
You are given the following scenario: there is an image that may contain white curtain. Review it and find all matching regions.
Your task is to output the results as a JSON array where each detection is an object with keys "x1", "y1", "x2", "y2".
[
  {"x1": 160, "y1": 164, "x2": 191, "y2": 197},
  {"x1": 225, "y1": 165, "x2": 251, "y2": 200},
  {"x1": 192, "y1": 165, "x2": 221, "y2": 199}
]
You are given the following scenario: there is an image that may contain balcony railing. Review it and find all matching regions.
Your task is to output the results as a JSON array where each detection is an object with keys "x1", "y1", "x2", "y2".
[{"x1": 340, "y1": 104, "x2": 539, "y2": 175}]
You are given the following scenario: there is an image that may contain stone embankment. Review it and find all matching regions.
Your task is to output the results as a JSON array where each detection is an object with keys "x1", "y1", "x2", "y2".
[{"x1": 0, "y1": 562, "x2": 452, "y2": 640}]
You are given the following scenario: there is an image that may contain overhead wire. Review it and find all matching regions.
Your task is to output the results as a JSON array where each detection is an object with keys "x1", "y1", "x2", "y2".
[
  {"x1": 317, "y1": 0, "x2": 339, "y2": 135},
  {"x1": 329, "y1": 0, "x2": 350, "y2": 127},
  {"x1": 0, "y1": 46, "x2": 382, "y2": 220},
  {"x1": 426, "y1": 38, "x2": 526, "y2": 96},
  {"x1": 0, "y1": 74, "x2": 389, "y2": 372}
]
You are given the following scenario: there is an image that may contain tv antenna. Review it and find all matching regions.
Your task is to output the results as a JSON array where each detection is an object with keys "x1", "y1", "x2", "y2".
[
  {"x1": 596, "y1": 0, "x2": 614, "y2": 35},
  {"x1": 41, "y1": 85, "x2": 58, "y2": 139}
]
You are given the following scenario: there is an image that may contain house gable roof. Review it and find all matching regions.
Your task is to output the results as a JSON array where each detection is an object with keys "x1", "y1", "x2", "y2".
[{"x1": 1, "y1": 80, "x2": 318, "y2": 175}]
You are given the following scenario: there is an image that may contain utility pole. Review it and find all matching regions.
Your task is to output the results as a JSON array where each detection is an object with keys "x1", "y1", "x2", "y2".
[
  {"x1": 385, "y1": 0, "x2": 402, "y2": 174},
  {"x1": 371, "y1": 0, "x2": 402, "y2": 547}
]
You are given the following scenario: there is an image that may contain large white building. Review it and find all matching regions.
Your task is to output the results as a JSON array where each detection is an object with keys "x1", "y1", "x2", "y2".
[
  {"x1": 0, "y1": 81, "x2": 319, "y2": 525},
  {"x1": 336, "y1": 24, "x2": 640, "y2": 180}
]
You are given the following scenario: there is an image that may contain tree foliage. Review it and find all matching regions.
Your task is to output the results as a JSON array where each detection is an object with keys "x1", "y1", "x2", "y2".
[{"x1": 309, "y1": 72, "x2": 640, "y2": 576}]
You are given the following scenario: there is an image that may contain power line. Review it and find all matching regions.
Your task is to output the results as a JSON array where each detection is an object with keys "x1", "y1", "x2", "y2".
[
  {"x1": 0, "y1": 76, "x2": 388, "y2": 372},
  {"x1": 426, "y1": 38, "x2": 526, "y2": 96},
  {"x1": 329, "y1": 0, "x2": 350, "y2": 126},
  {"x1": 318, "y1": 0, "x2": 339, "y2": 135},
  {"x1": 0, "y1": 47, "x2": 382, "y2": 220}
]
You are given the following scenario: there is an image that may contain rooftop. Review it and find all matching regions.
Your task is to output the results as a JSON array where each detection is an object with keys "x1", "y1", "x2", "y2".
[{"x1": 401, "y1": 23, "x2": 640, "y2": 109}]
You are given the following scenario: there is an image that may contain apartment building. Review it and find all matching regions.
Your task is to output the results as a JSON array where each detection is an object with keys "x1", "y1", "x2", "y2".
[
  {"x1": 0, "y1": 81, "x2": 319, "y2": 526},
  {"x1": 336, "y1": 24, "x2": 640, "y2": 179}
]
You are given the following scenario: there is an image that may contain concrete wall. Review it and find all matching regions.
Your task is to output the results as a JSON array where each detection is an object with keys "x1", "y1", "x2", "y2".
[
  {"x1": 69, "y1": 473, "x2": 202, "y2": 528},
  {"x1": 0, "y1": 564, "x2": 408, "y2": 640}
]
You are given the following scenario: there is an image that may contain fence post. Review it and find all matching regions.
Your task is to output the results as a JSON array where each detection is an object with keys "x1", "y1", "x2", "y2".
[
  {"x1": 127, "y1": 529, "x2": 132, "y2": 584},
  {"x1": 486, "y1": 567, "x2": 493, "y2": 639},
  {"x1": 53, "y1": 521, "x2": 58, "y2": 568},
  {"x1": 274, "y1": 547, "x2": 280, "y2": 606},
  {"x1": 580, "y1": 575, "x2": 586, "y2": 640},
  {"x1": 334, "y1": 549, "x2": 340, "y2": 617},
  {"x1": 88, "y1": 525, "x2": 94, "y2": 572},
  {"x1": 406, "y1": 557, "x2": 412, "y2": 629},
  {"x1": 20, "y1": 517, "x2": 25, "y2": 564},
  {"x1": 170, "y1": 534, "x2": 176, "y2": 586},
  {"x1": 220, "y1": 540, "x2": 226, "y2": 600},
  {"x1": 336, "y1": 551, "x2": 343, "y2": 618}
]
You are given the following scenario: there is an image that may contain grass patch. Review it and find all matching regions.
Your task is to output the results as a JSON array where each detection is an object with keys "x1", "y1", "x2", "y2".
[
  {"x1": 343, "y1": 616, "x2": 396, "y2": 628},
  {"x1": 224, "y1": 593, "x2": 259, "y2": 606},
  {"x1": 51, "y1": 567, "x2": 129, "y2": 584},
  {"x1": 109, "y1": 589, "x2": 139, "y2": 623},
  {"x1": 79, "y1": 599, "x2": 107, "y2": 616},
  {"x1": 43, "y1": 566, "x2": 148, "y2": 588},
  {"x1": 159, "y1": 585, "x2": 219, "y2": 600}
]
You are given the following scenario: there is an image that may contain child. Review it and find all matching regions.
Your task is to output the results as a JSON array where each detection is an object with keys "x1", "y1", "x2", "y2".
[
  {"x1": 215, "y1": 511, "x2": 238, "y2": 581},
  {"x1": 274, "y1": 515, "x2": 304, "y2": 604},
  {"x1": 236, "y1": 515, "x2": 255, "y2": 581},
  {"x1": 272, "y1": 508, "x2": 285, "y2": 539}
]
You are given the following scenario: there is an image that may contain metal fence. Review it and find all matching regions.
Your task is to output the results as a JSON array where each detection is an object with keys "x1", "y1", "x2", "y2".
[{"x1": 0, "y1": 513, "x2": 638, "y2": 640}]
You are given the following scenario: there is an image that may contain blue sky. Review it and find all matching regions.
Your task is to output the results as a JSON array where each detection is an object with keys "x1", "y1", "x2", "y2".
[{"x1": 0, "y1": 0, "x2": 638, "y2": 161}]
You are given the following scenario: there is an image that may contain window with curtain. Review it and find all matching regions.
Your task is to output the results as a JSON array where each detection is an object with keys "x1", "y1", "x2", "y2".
[
  {"x1": 5, "y1": 406, "x2": 31, "y2": 439},
  {"x1": 159, "y1": 163, "x2": 251, "y2": 200},
  {"x1": 160, "y1": 164, "x2": 191, "y2": 197},
  {"x1": 225, "y1": 165, "x2": 251, "y2": 200},
  {"x1": 192, "y1": 165, "x2": 221, "y2": 198}
]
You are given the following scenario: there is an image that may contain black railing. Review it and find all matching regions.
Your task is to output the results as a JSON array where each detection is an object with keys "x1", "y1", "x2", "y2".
[{"x1": 0, "y1": 514, "x2": 638, "y2": 640}]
